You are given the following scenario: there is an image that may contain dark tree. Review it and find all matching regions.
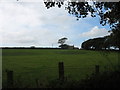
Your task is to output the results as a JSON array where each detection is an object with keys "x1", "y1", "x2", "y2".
[
  {"x1": 58, "y1": 37, "x2": 69, "y2": 49},
  {"x1": 81, "y1": 36, "x2": 114, "y2": 50},
  {"x1": 58, "y1": 37, "x2": 68, "y2": 45},
  {"x1": 59, "y1": 44, "x2": 69, "y2": 49}
]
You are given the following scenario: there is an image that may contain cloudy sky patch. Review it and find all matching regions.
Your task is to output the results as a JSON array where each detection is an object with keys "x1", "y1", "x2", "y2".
[{"x1": 80, "y1": 26, "x2": 110, "y2": 38}]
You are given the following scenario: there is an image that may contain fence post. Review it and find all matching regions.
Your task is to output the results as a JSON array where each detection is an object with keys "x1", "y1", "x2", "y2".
[
  {"x1": 95, "y1": 65, "x2": 100, "y2": 75},
  {"x1": 58, "y1": 62, "x2": 64, "y2": 80},
  {"x1": 36, "y1": 79, "x2": 40, "y2": 88},
  {"x1": 7, "y1": 70, "x2": 14, "y2": 87}
]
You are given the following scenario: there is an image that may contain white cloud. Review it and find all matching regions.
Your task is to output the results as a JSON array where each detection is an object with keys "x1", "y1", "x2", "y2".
[
  {"x1": 79, "y1": 26, "x2": 110, "y2": 39},
  {"x1": 0, "y1": 2, "x2": 78, "y2": 47}
]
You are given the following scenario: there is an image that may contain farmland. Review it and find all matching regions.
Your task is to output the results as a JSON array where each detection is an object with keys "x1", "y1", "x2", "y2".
[{"x1": 2, "y1": 49, "x2": 119, "y2": 87}]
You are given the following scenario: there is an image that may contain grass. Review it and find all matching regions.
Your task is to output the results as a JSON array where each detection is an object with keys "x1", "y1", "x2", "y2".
[{"x1": 2, "y1": 49, "x2": 119, "y2": 88}]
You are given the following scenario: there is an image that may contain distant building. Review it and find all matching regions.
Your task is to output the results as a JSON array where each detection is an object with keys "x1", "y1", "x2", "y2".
[
  {"x1": 74, "y1": 47, "x2": 79, "y2": 49},
  {"x1": 68, "y1": 45, "x2": 74, "y2": 49},
  {"x1": 68, "y1": 45, "x2": 79, "y2": 49},
  {"x1": 31, "y1": 46, "x2": 35, "y2": 48},
  {"x1": 59, "y1": 44, "x2": 79, "y2": 49}
]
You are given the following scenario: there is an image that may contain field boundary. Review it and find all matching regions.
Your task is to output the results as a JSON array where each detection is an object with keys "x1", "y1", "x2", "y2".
[{"x1": 4, "y1": 62, "x2": 102, "y2": 88}]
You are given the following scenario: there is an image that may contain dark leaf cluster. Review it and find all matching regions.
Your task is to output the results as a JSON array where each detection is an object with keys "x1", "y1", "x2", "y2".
[{"x1": 81, "y1": 36, "x2": 118, "y2": 50}]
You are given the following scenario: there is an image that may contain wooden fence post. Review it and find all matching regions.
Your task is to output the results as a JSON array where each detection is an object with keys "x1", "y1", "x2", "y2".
[
  {"x1": 58, "y1": 62, "x2": 64, "y2": 80},
  {"x1": 36, "y1": 79, "x2": 40, "y2": 88},
  {"x1": 7, "y1": 70, "x2": 14, "y2": 87},
  {"x1": 95, "y1": 65, "x2": 100, "y2": 75}
]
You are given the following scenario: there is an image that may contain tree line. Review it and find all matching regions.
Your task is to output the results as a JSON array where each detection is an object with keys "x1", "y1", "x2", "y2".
[{"x1": 81, "y1": 35, "x2": 119, "y2": 50}]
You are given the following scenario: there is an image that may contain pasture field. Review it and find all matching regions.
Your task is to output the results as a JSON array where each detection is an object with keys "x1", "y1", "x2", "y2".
[{"x1": 2, "y1": 49, "x2": 119, "y2": 87}]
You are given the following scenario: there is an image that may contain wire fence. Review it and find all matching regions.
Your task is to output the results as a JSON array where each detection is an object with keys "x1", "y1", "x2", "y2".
[{"x1": 3, "y1": 62, "x2": 116, "y2": 88}]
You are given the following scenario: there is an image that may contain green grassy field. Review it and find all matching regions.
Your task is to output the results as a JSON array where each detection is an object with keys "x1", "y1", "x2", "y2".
[{"x1": 2, "y1": 49, "x2": 119, "y2": 87}]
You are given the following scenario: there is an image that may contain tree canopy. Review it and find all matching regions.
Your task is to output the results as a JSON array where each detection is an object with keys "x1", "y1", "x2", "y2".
[
  {"x1": 58, "y1": 37, "x2": 68, "y2": 45},
  {"x1": 81, "y1": 36, "x2": 116, "y2": 50},
  {"x1": 58, "y1": 37, "x2": 69, "y2": 49},
  {"x1": 44, "y1": 1, "x2": 119, "y2": 26}
]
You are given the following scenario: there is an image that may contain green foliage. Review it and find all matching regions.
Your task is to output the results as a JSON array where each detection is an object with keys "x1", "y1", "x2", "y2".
[
  {"x1": 78, "y1": 71, "x2": 120, "y2": 88},
  {"x1": 110, "y1": 24, "x2": 120, "y2": 49},
  {"x1": 58, "y1": 37, "x2": 68, "y2": 45},
  {"x1": 47, "y1": 71, "x2": 120, "y2": 88},
  {"x1": 58, "y1": 37, "x2": 69, "y2": 49},
  {"x1": 81, "y1": 36, "x2": 112, "y2": 50},
  {"x1": 59, "y1": 44, "x2": 69, "y2": 49}
]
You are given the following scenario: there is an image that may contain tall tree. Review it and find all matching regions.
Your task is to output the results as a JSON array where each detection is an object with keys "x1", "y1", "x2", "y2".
[
  {"x1": 58, "y1": 37, "x2": 69, "y2": 49},
  {"x1": 58, "y1": 37, "x2": 68, "y2": 45},
  {"x1": 81, "y1": 36, "x2": 113, "y2": 50}
]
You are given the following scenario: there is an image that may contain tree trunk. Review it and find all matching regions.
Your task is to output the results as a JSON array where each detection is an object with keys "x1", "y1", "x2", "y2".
[{"x1": 118, "y1": 46, "x2": 120, "y2": 70}]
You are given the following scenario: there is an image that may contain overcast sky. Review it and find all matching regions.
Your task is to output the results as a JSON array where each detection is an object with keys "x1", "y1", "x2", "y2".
[{"x1": 0, "y1": 0, "x2": 111, "y2": 48}]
